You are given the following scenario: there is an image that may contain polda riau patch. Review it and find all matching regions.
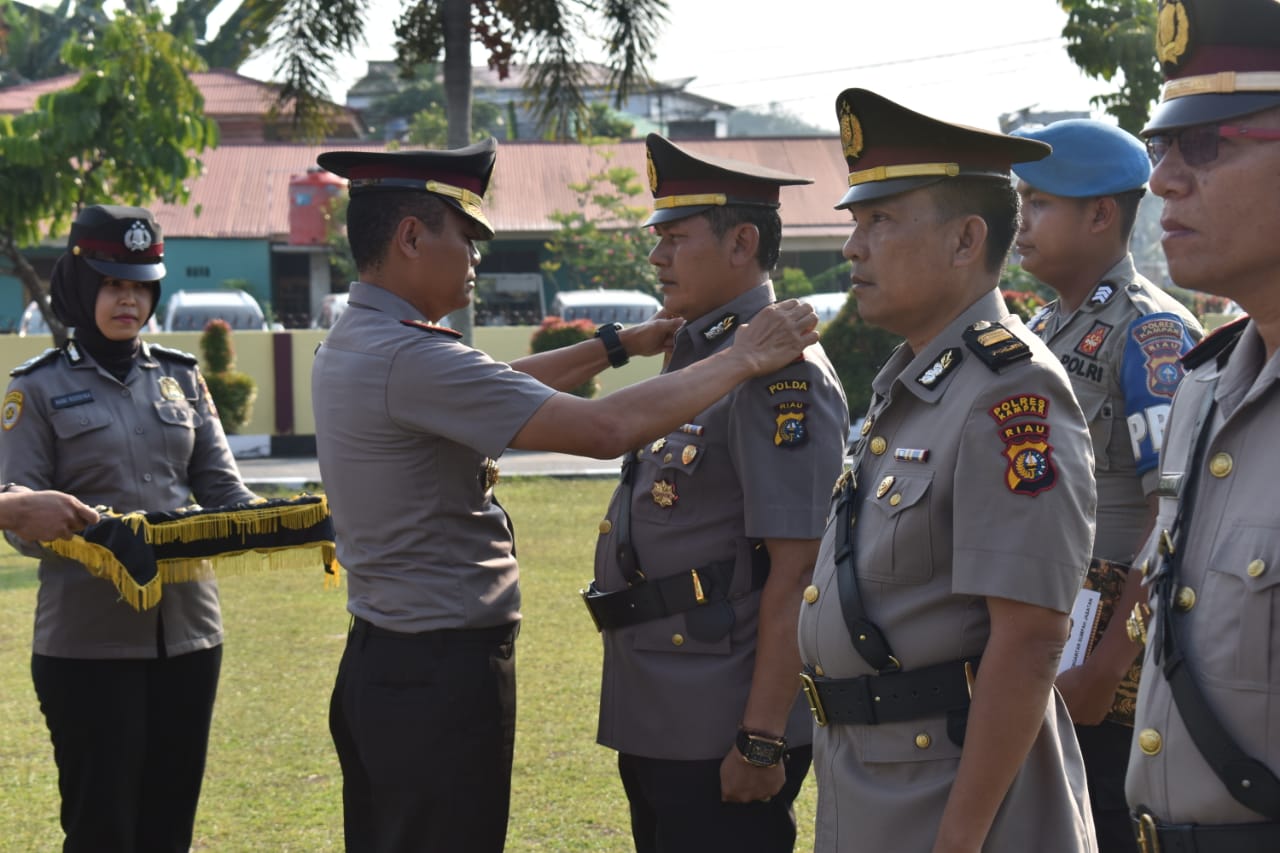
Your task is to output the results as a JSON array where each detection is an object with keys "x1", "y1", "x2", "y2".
[
  {"x1": 1001, "y1": 422, "x2": 1057, "y2": 496},
  {"x1": 774, "y1": 401, "x2": 808, "y2": 447},
  {"x1": 2, "y1": 390, "x2": 22, "y2": 431}
]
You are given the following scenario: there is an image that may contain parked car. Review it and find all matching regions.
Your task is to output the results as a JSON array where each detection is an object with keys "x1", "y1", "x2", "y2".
[
  {"x1": 798, "y1": 291, "x2": 851, "y2": 323},
  {"x1": 19, "y1": 299, "x2": 159, "y2": 337},
  {"x1": 548, "y1": 288, "x2": 662, "y2": 325},
  {"x1": 163, "y1": 290, "x2": 268, "y2": 332}
]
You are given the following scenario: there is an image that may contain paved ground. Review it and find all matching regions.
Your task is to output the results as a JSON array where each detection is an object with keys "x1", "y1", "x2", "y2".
[{"x1": 236, "y1": 449, "x2": 623, "y2": 488}]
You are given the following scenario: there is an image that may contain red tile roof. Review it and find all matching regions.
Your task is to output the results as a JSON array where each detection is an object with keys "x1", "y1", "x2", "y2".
[{"x1": 151, "y1": 137, "x2": 851, "y2": 242}]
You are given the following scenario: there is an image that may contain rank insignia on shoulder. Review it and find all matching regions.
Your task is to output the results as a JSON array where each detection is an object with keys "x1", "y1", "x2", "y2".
[
  {"x1": 400, "y1": 319, "x2": 463, "y2": 339},
  {"x1": 9, "y1": 347, "x2": 59, "y2": 377},
  {"x1": 702, "y1": 313, "x2": 738, "y2": 343},
  {"x1": 916, "y1": 347, "x2": 961, "y2": 389},
  {"x1": 2, "y1": 390, "x2": 23, "y2": 431},
  {"x1": 963, "y1": 320, "x2": 1031, "y2": 372},
  {"x1": 651, "y1": 479, "x2": 678, "y2": 507},
  {"x1": 1089, "y1": 282, "x2": 1116, "y2": 305},
  {"x1": 774, "y1": 401, "x2": 808, "y2": 447}
]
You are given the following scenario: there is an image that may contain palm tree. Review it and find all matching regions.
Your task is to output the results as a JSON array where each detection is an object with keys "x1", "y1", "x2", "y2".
[{"x1": 273, "y1": 0, "x2": 670, "y2": 145}]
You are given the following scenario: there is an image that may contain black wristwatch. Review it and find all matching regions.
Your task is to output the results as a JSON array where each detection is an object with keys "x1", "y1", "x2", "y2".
[
  {"x1": 736, "y1": 728, "x2": 787, "y2": 768},
  {"x1": 594, "y1": 322, "x2": 629, "y2": 368}
]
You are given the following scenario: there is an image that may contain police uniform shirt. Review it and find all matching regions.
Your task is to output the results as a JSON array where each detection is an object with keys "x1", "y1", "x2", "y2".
[
  {"x1": 797, "y1": 289, "x2": 1097, "y2": 852},
  {"x1": 312, "y1": 281, "x2": 557, "y2": 633},
  {"x1": 1126, "y1": 319, "x2": 1280, "y2": 825},
  {"x1": 1026, "y1": 256, "x2": 1202, "y2": 561},
  {"x1": 0, "y1": 342, "x2": 253, "y2": 658},
  {"x1": 593, "y1": 282, "x2": 849, "y2": 761}
]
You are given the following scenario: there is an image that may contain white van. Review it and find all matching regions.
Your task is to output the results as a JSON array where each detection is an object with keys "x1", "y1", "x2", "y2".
[
  {"x1": 549, "y1": 289, "x2": 662, "y2": 325},
  {"x1": 163, "y1": 290, "x2": 268, "y2": 332},
  {"x1": 798, "y1": 291, "x2": 850, "y2": 323}
]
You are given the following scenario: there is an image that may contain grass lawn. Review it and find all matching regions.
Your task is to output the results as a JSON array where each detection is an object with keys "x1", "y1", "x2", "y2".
[{"x1": 0, "y1": 477, "x2": 816, "y2": 851}]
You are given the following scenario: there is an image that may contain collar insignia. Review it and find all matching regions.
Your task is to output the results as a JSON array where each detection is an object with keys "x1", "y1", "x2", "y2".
[
  {"x1": 702, "y1": 312, "x2": 738, "y2": 343},
  {"x1": 1089, "y1": 283, "x2": 1116, "y2": 305},
  {"x1": 916, "y1": 347, "x2": 962, "y2": 388}
]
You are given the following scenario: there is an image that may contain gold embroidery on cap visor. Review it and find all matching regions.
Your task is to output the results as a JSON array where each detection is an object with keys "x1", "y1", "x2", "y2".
[
  {"x1": 1157, "y1": 0, "x2": 1190, "y2": 66},
  {"x1": 848, "y1": 162, "x2": 960, "y2": 186},
  {"x1": 1162, "y1": 71, "x2": 1280, "y2": 100},
  {"x1": 652, "y1": 193, "x2": 729, "y2": 210}
]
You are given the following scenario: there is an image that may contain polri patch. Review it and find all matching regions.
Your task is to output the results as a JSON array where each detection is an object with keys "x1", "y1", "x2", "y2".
[
  {"x1": 51, "y1": 390, "x2": 94, "y2": 410},
  {"x1": 916, "y1": 347, "x2": 961, "y2": 388},
  {"x1": 1132, "y1": 317, "x2": 1186, "y2": 397},
  {"x1": 774, "y1": 401, "x2": 808, "y2": 447},
  {"x1": 1075, "y1": 322, "x2": 1112, "y2": 357},
  {"x1": 2, "y1": 391, "x2": 22, "y2": 431}
]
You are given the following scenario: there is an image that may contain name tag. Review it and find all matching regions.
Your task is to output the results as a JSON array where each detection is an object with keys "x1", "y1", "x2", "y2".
[
  {"x1": 51, "y1": 390, "x2": 94, "y2": 409},
  {"x1": 1156, "y1": 473, "x2": 1183, "y2": 498}
]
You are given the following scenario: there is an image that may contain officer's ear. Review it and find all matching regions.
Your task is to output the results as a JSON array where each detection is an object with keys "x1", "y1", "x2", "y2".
[
  {"x1": 950, "y1": 214, "x2": 988, "y2": 270},
  {"x1": 1088, "y1": 196, "x2": 1120, "y2": 235},
  {"x1": 395, "y1": 216, "x2": 422, "y2": 257},
  {"x1": 727, "y1": 222, "x2": 759, "y2": 269}
]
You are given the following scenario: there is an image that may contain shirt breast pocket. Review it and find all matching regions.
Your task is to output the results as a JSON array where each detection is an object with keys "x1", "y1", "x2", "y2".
[
  {"x1": 860, "y1": 471, "x2": 934, "y2": 585},
  {"x1": 633, "y1": 435, "x2": 706, "y2": 525},
  {"x1": 51, "y1": 405, "x2": 113, "y2": 442},
  {"x1": 153, "y1": 399, "x2": 197, "y2": 459},
  {"x1": 1198, "y1": 521, "x2": 1280, "y2": 689}
]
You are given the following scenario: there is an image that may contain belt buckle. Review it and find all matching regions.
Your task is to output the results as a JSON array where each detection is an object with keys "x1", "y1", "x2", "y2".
[
  {"x1": 579, "y1": 584, "x2": 604, "y2": 632},
  {"x1": 799, "y1": 671, "x2": 828, "y2": 727},
  {"x1": 1134, "y1": 812, "x2": 1160, "y2": 853}
]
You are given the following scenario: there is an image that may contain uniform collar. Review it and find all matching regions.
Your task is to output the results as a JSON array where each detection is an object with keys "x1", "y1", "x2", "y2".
[
  {"x1": 874, "y1": 288, "x2": 1011, "y2": 403},
  {"x1": 1213, "y1": 319, "x2": 1280, "y2": 418},
  {"x1": 348, "y1": 280, "x2": 429, "y2": 322},
  {"x1": 671, "y1": 281, "x2": 775, "y2": 363}
]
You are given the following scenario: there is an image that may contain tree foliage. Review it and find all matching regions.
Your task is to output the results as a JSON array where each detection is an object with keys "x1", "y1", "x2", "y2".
[
  {"x1": 1059, "y1": 0, "x2": 1161, "y2": 133},
  {"x1": 200, "y1": 319, "x2": 257, "y2": 433},
  {"x1": 0, "y1": 9, "x2": 217, "y2": 344},
  {"x1": 528, "y1": 316, "x2": 599, "y2": 397},
  {"x1": 541, "y1": 144, "x2": 656, "y2": 295}
]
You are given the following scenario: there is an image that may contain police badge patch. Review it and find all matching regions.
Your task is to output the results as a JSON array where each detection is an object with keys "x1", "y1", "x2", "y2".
[
  {"x1": 1002, "y1": 424, "x2": 1058, "y2": 496},
  {"x1": 774, "y1": 401, "x2": 808, "y2": 447},
  {"x1": 1132, "y1": 317, "x2": 1187, "y2": 397},
  {"x1": 2, "y1": 390, "x2": 23, "y2": 431},
  {"x1": 1075, "y1": 322, "x2": 1113, "y2": 357}
]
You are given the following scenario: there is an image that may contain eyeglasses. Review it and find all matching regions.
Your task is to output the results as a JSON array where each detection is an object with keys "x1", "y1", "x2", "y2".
[{"x1": 1146, "y1": 124, "x2": 1280, "y2": 167}]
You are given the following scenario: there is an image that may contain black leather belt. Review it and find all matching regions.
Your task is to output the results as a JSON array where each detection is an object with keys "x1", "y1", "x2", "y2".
[
  {"x1": 350, "y1": 616, "x2": 518, "y2": 646},
  {"x1": 581, "y1": 549, "x2": 768, "y2": 632},
  {"x1": 799, "y1": 657, "x2": 979, "y2": 727},
  {"x1": 1132, "y1": 809, "x2": 1280, "y2": 853}
]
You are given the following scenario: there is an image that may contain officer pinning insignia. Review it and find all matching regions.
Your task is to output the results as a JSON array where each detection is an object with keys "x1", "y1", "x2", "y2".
[
  {"x1": 50, "y1": 390, "x2": 94, "y2": 410},
  {"x1": 963, "y1": 320, "x2": 1032, "y2": 371},
  {"x1": 318, "y1": 139, "x2": 499, "y2": 240},
  {"x1": 701, "y1": 313, "x2": 738, "y2": 343},
  {"x1": 1089, "y1": 283, "x2": 1117, "y2": 305},
  {"x1": 1074, "y1": 322, "x2": 1113, "y2": 357},
  {"x1": 1132, "y1": 316, "x2": 1188, "y2": 397},
  {"x1": 894, "y1": 448, "x2": 930, "y2": 463},
  {"x1": 774, "y1": 401, "x2": 808, "y2": 447},
  {"x1": 400, "y1": 319, "x2": 464, "y2": 339},
  {"x1": 916, "y1": 348, "x2": 962, "y2": 389},
  {"x1": 158, "y1": 376, "x2": 185, "y2": 402},
  {"x1": 2, "y1": 390, "x2": 23, "y2": 431},
  {"x1": 651, "y1": 479, "x2": 678, "y2": 507}
]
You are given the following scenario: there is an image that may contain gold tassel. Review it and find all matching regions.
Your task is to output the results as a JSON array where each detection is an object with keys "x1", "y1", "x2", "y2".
[{"x1": 44, "y1": 537, "x2": 164, "y2": 610}]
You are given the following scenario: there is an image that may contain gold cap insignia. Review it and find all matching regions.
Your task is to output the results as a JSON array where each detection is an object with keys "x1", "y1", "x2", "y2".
[
  {"x1": 158, "y1": 376, "x2": 185, "y2": 402},
  {"x1": 839, "y1": 102, "x2": 864, "y2": 161},
  {"x1": 1157, "y1": 0, "x2": 1190, "y2": 67},
  {"x1": 646, "y1": 149, "x2": 659, "y2": 193}
]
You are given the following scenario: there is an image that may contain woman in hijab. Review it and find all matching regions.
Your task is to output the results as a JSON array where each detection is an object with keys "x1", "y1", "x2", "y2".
[{"x1": 0, "y1": 204, "x2": 258, "y2": 853}]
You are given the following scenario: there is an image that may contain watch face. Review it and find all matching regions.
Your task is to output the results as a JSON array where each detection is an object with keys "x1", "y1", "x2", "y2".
[{"x1": 739, "y1": 731, "x2": 785, "y2": 767}]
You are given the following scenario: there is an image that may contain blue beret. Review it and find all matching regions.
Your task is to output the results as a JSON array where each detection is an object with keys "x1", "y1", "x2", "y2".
[{"x1": 1010, "y1": 120, "x2": 1150, "y2": 197}]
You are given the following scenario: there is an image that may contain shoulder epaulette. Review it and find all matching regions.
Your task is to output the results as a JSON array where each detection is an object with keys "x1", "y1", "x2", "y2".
[
  {"x1": 962, "y1": 319, "x2": 1032, "y2": 372},
  {"x1": 147, "y1": 344, "x2": 199, "y2": 366},
  {"x1": 1182, "y1": 315, "x2": 1248, "y2": 371},
  {"x1": 9, "y1": 347, "x2": 60, "y2": 377},
  {"x1": 400, "y1": 319, "x2": 463, "y2": 339}
]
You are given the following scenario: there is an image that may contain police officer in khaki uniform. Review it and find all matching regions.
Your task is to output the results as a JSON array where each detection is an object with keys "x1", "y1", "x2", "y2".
[
  {"x1": 1010, "y1": 120, "x2": 1202, "y2": 852},
  {"x1": 585, "y1": 134, "x2": 848, "y2": 852},
  {"x1": 311, "y1": 139, "x2": 822, "y2": 853},
  {"x1": 1125, "y1": 1, "x2": 1280, "y2": 849},
  {"x1": 0, "y1": 205, "x2": 256, "y2": 853},
  {"x1": 796, "y1": 89, "x2": 1099, "y2": 852}
]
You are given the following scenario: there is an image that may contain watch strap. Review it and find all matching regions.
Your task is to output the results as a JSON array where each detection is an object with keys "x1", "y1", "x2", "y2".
[{"x1": 594, "y1": 322, "x2": 629, "y2": 368}]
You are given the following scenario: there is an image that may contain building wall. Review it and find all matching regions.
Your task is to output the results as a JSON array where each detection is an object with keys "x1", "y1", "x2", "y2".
[{"x1": 162, "y1": 238, "x2": 273, "y2": 310}]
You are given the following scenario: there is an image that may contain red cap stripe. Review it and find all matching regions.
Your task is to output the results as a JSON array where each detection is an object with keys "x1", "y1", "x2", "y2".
[
  {"x1": 1176, "y1": 45, "x2": 1280, "y2": 78},
  {"x1": 73, "y1": 237, "x2": 163, "y2": 259},
  {"x1": 342, "y1": 164, "x2": 484, "y2": 193}
]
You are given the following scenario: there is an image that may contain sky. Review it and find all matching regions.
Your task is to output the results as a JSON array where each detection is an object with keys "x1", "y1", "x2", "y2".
[{"x1": 215, "y1": 0, "x2": 1111, "y2": 132}]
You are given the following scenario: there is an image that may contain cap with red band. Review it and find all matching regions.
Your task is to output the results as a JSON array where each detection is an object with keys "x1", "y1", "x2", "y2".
[{"x1": 67, "y1": 205, "x2": 165, "y2": 282}]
